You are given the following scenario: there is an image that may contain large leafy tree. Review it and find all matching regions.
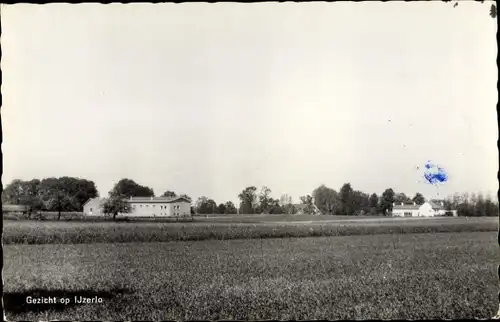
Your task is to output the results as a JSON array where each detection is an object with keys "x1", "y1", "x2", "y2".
[
  {"x1": 73, "y1": 179, "x2": 99, "y2": 210},
  {"x1": 161, "y1": 191, "x2": 177, "y2": 198},
  {"x1": 2, "y1": 179, "x2": 45, "y2": 218},
  {"x1": 412, "y1": 193, "x2": 425, "y2": 205},
  {"x1": 109, "y1": 179, "x2": 154, "y2": 198},
  {"x1": 394, "y1": 193, "x2": 412, "y2": 204},
  {"x1": 369, "y1": 193, "x2": 379, "y2": 214},
  {"x1": 46, "y1": 193, "x2": 75, "y2": 220},
  {"x1": 312, "y1": 185, "x2": 340, "y2": 215},
  {"x1": 380, "y1": 188, "x2": 396, "y2": 215},
  {"x1": 1, "y1": 179, "x2": 25, "y2": 205},
  {"x1": 351, "y1": 190, "x2": 370, "y2": 215},
  {"x1": 39, "y1": 177, "x2": 75, "y2": 220},
  {"x1": 224, "y1": 201, "x2": 238, "y2": 214},
  {"x1": 101, "y1": 196, "x2": 132, "y2": 221},
  {"x1": 238, "y1": 186, "x2": 257, "y2": 215},
  {"x1": 339, "y1": 183, "x2": 355, "y2": 216},
  {"x1": 299, "y1": 195, "x2": 315, "y2": 215},
  {"x1": 257, "y1": 186, "x2": 273, "y2": 214},
  {"x1": 267, "y1": 198, "x2": 284, "y2": 214},
  {"x1": 195, "y1": 197, "x2": 217, "y2": 214},
  {"x1": 4, "y1": 177, "x2": 99, "y2": 217},
  {"x1": 39, "y1": 177, "x2": 98, "y2": 212},
  {"x1": 195, "y1": 196, "x2": 208, "y2": 214},
  {"x1": 216, "y1": 203, "x2": 226, "y2": 214}
]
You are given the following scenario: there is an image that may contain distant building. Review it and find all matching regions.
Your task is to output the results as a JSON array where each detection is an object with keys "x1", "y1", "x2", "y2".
[
  {"x1": 292, "y1": 203, "x2": 322, "y2": 215},
  {"x1": 391, "y1": 201, "x2": 457, "y2": 217},
  {"x1": 82, "y1": 198, "x2": 107, "y2": 216},
  {"x1": 83, "y1": 196, "x2": 191, "y2": 218},
  {"x1": 2, "y1": 204, "x2": 29, "y2": 214}
]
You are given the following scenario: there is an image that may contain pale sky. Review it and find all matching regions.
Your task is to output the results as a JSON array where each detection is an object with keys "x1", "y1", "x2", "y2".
[{"x1": 2, "y1": 2, "x2": 498, "y2": 205}]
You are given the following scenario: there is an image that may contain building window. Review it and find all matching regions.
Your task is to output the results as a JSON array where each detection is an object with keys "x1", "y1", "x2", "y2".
[
  {"x1": 90, "y1": 208, "x2": 93, "y2": 212},
  {"x1": 153, "y1": 205, "x2": 155, "y2": 208},
  {"x1": 140, "y1": 205, "x2": 142, "y2": 208},
  {"x1": 160, "y1": 206, "x2": 163, "y2": 209}
]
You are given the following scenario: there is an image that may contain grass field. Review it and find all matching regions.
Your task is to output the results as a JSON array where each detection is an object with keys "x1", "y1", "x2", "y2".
[
  {"x1": 4, "y1": 231, "x2": 499, "y2": 320},
  {"x1": 3, "y1": 216, "x2": 497, "y2": 244}
]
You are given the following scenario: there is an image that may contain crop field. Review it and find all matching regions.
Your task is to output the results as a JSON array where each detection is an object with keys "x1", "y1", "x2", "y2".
[
  {"x1": 3, "y1": 216, "x2": 497, "y2": 244},
  {"x1": 4, "y1": 231, "x2": 499, "y2": 320}
]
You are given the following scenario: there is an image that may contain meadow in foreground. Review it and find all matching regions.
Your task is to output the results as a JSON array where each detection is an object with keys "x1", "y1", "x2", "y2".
[
  {"x1": 4, "y1": 231, "x2": 499, "y2": 320},
  {"x1": 3, "y1": 216, "x2": 497, "y2": 244}
]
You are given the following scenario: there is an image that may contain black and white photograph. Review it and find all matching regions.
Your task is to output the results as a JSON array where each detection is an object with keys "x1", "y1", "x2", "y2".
[{"x1": 2, "y1": 2, "x2": 499, "y2": 320}]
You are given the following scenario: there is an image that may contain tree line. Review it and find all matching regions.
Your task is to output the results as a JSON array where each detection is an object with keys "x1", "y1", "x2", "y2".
[
  {"x1": 3, "y1": 177, "x2": 498, "y2": 219},
  {"x1": 233, "y1": 183, "x2": 498, "y2": 217},
  {"x1": 2, "y1": 177, "x2": 99, "y2": 220}
]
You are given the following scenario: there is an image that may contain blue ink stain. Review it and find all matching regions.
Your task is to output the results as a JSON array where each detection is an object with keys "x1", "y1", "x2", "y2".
[{"x1": 423, "y1": 161, "x2": 448, "y2": 185}]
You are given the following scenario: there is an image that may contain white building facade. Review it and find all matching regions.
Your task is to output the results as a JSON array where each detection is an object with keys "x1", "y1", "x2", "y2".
[
  {"x1": 391, "y1": 201, "x2": 457, "y2": 217},
  {"x1": 83, "y1": 196, "x2": 191, "y2": 218}
]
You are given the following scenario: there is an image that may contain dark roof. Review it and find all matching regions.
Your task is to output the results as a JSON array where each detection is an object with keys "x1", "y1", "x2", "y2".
[
  {"x1": 127, "y1": 196, "x2": 191, "y2": 203},
  {"x1": 429, "y1": 201, "x2": 445, "y2": 210},
  {"x1": 83, "y1": 196, "x2": 191, "y2": 207},
  {"x1": 292, "y1": 204, "x2": 322, "y2": 214},
  {"x1": 82, "y1": 197, "x2": 106, "y2": 207},
  {"x1": 393, "y1": 203, "x2": 419, "y2": 210}
]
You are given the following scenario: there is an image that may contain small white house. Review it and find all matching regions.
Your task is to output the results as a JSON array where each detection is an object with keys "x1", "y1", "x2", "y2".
[
  {"x1": 82, "y1": 198, "x2": 107, "y2": 216},
  {"x1": 391, "y1": 201, "x2": 457, "y2": 217},
  {"x1": 83, "y1": 196, "x2": 192, "y2": 218}
]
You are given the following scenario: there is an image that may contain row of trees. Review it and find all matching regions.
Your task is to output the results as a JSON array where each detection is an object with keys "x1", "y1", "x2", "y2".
[
  {"x1": 97, "y1": 180, "x2": 500, "y2": 218},
  {"x1": 236, "y1": 186, "x2": 316, "y2": 215},
  {"x1": 444, "y1": 192, "x2": 499, "y2": 217},
  {"x1": 2, "y1": 177, "x2": 99, "y2": 220},
  {"x1": 312, "y1": 184, "x2": 426, "y2": 216},
  {"x1": 194, "y1": 197, "x2": 238, "y2": 215},
  {"x1": 233, "y1": 183, "x2": 498, "y2": 217},
  {"x1": 312, "y1": 184, "x2": 499, "y2": 217},
  {"x1": 4, "y1": 177, "x2": 498, "y2": 219},
  {"x1": 2, "y1": 177, "x2": 193, "y2": 220},
  {"x1": 231, "y1": 184, "x2": 426, "y2": 216}
]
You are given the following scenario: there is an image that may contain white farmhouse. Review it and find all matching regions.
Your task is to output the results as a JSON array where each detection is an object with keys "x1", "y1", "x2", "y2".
[
  {"x1": 391, "y1": 201, "x2": 457, "y2": 217},
  {"x1": 83, "y1": 196, "x2": 191, "y2": 218},
  {"x1": 82, "y1": 198, "x2": 107, "y2": 216}
]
